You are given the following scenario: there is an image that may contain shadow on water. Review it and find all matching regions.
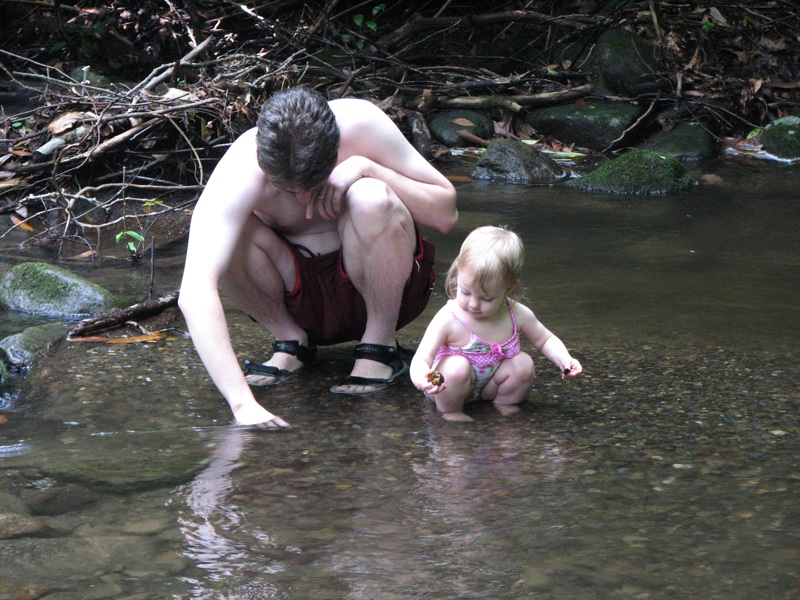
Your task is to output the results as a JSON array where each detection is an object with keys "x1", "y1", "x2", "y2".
[{"x1": 0, "y1": 158, "x2": 797, "y2": 598}]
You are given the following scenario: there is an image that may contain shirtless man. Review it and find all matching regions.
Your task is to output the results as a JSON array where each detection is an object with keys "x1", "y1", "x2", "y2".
[{"x1": 178, "y1": 87, "x2": 458, "y2": 428}]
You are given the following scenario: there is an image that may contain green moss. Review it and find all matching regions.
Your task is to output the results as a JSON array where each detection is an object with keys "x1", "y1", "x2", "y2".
[
  {"x1": 564, "y1": 149, "x2": 697, "y2": 195},
  {"x1": 8, "y1": 263, "x2": 79, "y2": 304}
]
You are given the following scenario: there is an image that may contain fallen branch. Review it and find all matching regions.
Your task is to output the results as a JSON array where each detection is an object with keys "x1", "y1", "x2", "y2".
[{"x1": 67, "y1": 290, "x2": 180, "y2": 338}]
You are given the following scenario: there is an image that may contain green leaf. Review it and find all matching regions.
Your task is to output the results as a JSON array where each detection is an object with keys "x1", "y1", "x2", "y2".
[
  {"x1": 353, "y1": 14, "x2": 364, "y2": 26},
  {"x1": 115, "y1": 230, "x2": 145, "y2": 244}
]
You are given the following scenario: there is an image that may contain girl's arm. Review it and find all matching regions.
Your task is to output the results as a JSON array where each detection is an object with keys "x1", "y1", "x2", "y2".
[
  {"x1": 514, "y1": 302, "x2": 583, "y2": 379},
  {"x1": 410, "y1": 306, "x2": 452, "y2": 394}
]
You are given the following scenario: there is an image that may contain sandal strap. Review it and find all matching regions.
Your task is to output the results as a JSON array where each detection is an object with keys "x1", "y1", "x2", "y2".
[
  {"x1": 353, "y1": 343, "x2": 405, "y2": 371},
  {"x1": 271, "y1": 340, "x2": 317, "y2": 365}
]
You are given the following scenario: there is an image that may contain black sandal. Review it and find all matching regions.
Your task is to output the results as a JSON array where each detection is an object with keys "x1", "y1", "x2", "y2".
[
  {"x1": 329, "y1": 343, "x2": 409, "y2": 395},
  {"x1": 243, "y1": 340, "x2": 317, "y2": 387}
]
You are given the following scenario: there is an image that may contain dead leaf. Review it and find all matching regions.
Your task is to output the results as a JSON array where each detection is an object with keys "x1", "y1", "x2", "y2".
[
  {"x1": 70, "y1": 331, "x2": 167, "y2": 344},
  {"x1": 48, "y1": 111, "x2": 92, "y2": 135},
  {"x1": 759, "y1": 36, "x2": 787, "y2": 52},
  {"x1": 452, "y1": 118, "x2": 476, "y2": 127},
  {"x1": 9, "y1": 214, "x2": 34, "y2": 232},
  {"x1": 0, "y1": 415, "x2": 7, "y2": 424},
  {"x1": 708, "y1": 7, "x2": 727, "y2": 24}
]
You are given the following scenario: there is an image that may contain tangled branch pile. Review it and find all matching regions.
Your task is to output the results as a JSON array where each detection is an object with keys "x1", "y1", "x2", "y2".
[{"x1": 0, "y1": 0, "x2": 798, "y2": 256}]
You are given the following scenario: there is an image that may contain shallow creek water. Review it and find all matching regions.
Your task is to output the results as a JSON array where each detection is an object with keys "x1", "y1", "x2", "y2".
[{"x1": 0, "y1": 156, "x2": 797, "y2": 599}]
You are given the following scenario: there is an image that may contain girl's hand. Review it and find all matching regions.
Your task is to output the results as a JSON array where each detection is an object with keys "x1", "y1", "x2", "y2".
[
  {"x1": 561, "y1": 358, "x2": 583, "y2": 380},
  {"x1": 422, "y1": 370, "x2": 447, "y2": 395}
]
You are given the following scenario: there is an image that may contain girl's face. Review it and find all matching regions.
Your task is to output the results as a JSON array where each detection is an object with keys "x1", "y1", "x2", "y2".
[{"x1": 455, "y1": 270, "x2": 508, "y2": 320}]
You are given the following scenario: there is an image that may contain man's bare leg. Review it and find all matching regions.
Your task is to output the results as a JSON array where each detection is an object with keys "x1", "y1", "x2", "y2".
[
  {"x1": 221, "y1": 216, "x2": 309, "y2": 384},
  {"x1": 331, "y1": 179, "x2": 416, "y2": 393}
]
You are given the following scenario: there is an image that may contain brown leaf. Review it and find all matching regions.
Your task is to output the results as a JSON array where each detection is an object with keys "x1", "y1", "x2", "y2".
[
  {"x1": 10, "y1": 214, "x2": 34, "y2": 232},
  {"x1": 70, "y1": 332, "x2": 167, "y2": 344},
  {"x1": 452, "y1": 118, "x2": 476, "y2": 127},
  {"x1": 48, "y1": 111, "x2": 92, "y2": 135}
]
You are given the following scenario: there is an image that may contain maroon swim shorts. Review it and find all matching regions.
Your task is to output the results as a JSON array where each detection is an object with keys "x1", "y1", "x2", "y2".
[{"x1": 281, "y1": 227, "x2": 435, "y2": 345}]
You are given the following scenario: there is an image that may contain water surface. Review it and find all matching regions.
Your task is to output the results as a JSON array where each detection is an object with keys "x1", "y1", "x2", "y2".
[{"x1": 0, "y1": 157, "x2": 797, "y2": 599}]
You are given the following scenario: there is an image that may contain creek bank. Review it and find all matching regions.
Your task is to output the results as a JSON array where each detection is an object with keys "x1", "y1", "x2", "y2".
[{"x1": 425, "y1": 26, "x2": 798, "y2": 177}]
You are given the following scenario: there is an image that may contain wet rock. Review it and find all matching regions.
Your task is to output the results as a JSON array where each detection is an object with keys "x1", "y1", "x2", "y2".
[
  {"x1": 0, "y1": 512, "x2": 53, "y2": 539},
  {"x1": 0, "y1": 322, "x2": 69, "y2": 373},
  {"x1": 0, "y1": 262, "x2": 122, "y2": 318},
  {"x1": 428, "y1": 109, "x2": 494, "y2": 147},
  {"x1": 35, "y1": 432, "x2": 210, "y2": 493},
  {"x1": 524, "y1": 100, "x2": 644, "y2": 151},
  {"x1": 562, "y1": 149, "x2": 697, "y2": 195},
  {"x1": 20, "y1": 483, "x2": 98, "y2": 516},
  {"x1": 471, "y1": 139, "x2": 567, "y2": 184},
  {"x1": 638, "y1": 122, "x2": 718, "y2": 160},
  {"x1": 761, "y1": 115, "x2": 800, "y2": 160}
]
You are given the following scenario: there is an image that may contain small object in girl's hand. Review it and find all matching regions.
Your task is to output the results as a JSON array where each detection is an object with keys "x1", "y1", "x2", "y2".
[
  {"x1": 563, "y1": 368, "x2": 571, "y2": 375},
  {"x1": 427, "y1": 371, "x2": 445, "y2": 386}
]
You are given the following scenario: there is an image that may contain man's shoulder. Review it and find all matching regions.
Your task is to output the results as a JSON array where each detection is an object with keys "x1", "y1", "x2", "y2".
[{"x1": 330, "y1": 98, "x2": 385, "y2": 125}]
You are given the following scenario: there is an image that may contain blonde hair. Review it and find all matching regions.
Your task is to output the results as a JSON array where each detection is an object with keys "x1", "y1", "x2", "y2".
[{"x1": 445, "y1": 226, "x2": 524, "y2": 300}]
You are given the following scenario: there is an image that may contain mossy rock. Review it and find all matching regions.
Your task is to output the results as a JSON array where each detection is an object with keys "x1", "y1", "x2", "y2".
[
  {"x1": 0, "y1": 322, "x2": 69, "y2": 371},
  {"x1": 524, "y1": 100, "x2": 644, "y2": 151},
  {"x1": 0, "y1": 262, "x2": 121, "y2": 318},
  {"x1": 592, "y1": 29, "x2": 669, "y2": 97},
  {"x1": 562, "y1": 149, "x2": 697, "y2": 195},
  {"x1": 761, "y1": 116, "x2": 800, "y2": 160},
  {"x1": 638, "y1": 122, "x2": 718, "y2": 161}
]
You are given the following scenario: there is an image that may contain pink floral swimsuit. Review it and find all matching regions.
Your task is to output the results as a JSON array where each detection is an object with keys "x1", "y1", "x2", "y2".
[{"x1": 434, "y1": 300, "x2": 521, "y2": 399}]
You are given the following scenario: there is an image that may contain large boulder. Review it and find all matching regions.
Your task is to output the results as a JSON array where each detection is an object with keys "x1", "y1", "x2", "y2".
[
  {"x1": 638, "y1": 122, "x2": 718, "y2": 161},
  {"x1": 592, "y1": 28, "x2": 670, "y2": 97},
  {"x1": 0, "y1": 262, "x2": 121, "y2": 318},
  {"x1": 471, "y1": 139, "x2": 567, "y2": 184},
  {"x1": 562, "y1": 149, "x2": 697, "y2": 195},
  {"x1": 524, "y1": 100, "x2": 644, "y2": 151}
]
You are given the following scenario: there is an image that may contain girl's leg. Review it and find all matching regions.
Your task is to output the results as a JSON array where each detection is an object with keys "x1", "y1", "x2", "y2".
[
  {"x1": 432, "y1": 355, "x2": 475, "y2": 421},
  {"x1": 482, "y1": 353, "x2": 535, "y2": 415}
]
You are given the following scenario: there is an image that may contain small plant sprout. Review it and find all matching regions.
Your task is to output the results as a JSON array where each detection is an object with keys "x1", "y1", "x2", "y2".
[{"x1": 115, "y1": 230, "x2": 146, "y2": 258}]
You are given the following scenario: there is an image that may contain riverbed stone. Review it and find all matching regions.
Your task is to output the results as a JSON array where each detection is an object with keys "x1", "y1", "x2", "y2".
[
  {"x1": 0, "y1": 322, "x2": 69, "y2": 372},
  {"x1": 638, "y1": 122, "x2": 718, "y2": 160},
  {"x1": 0, "y1": 262, "x2": 121, "y2": 318},
  {"x1": 471, "y1": 139, "x2": 567, "y2": 184},
  {"x1": 20, "y1": 482, "x2": 98, "y2": 516},
  {"x1": 761, "y1": 115, "x2": 800, "y2": 159},
  {"x1": 0, "y1": 512, "x2": 53, "y2": 539},
  {"x1": 562, "y1": 149, "x2": 697, "y2": 195},
  {"x1": 428, "y1": 109, "x2": 494, "y2": 147},
  {"x1": 524, "y1": 100, "x2": 644, "y2": 151}
]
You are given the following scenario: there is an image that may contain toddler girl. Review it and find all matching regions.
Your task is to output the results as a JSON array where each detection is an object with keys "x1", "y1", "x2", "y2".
[{"x1": 410, "y1": 226, "x2": 582, "y2": 421}]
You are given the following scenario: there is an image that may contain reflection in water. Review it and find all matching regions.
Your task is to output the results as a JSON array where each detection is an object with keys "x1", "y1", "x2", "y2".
[{"x1": 176, "y1": 426, "x2": 284, "y2": 597}]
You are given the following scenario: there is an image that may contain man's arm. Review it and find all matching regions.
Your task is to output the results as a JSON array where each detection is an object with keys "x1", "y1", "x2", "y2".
[
  {"x1": 329, "y1": 99, "x2": 458, "y2": 233},
  {"x1": 178, "y1": 131, "x2": 289, "y2": 427}
]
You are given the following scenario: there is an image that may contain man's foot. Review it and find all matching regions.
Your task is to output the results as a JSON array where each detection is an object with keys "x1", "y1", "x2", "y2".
[
  {"x1": 243, "y1": 340, "x2": 316, "y2": 386},
  {"x1": 330, "y1": 343, "x2": 409, "y2": 395}
]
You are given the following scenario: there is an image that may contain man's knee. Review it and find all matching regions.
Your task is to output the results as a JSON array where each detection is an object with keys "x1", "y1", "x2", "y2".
[{"x1": 346, "y1": 178, "x2": 411, "y2": 227}]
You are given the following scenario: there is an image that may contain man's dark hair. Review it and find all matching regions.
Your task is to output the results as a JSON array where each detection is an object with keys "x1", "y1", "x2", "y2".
[{"x1": 256, "y1": 87, "x2": 340, "y2": 190}]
